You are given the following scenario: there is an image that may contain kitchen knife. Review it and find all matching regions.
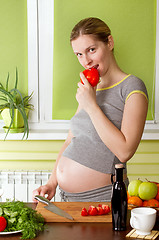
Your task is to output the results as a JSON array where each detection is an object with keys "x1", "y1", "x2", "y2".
[{"x1": 35, "y1": 195, "x2": 74, "y2": 220}]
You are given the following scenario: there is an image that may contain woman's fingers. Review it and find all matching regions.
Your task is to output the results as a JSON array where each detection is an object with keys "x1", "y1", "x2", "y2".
[{"x1": 80, "y1": 72, "x2": 90, "y2": 87}]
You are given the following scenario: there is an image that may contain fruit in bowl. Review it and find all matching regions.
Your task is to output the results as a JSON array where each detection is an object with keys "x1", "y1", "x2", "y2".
[
  {"x1": 128, "y1": 196, "x2": 143, "y2": 207},
  {"x1": 155, "y1": 185, "x2": 159, "y2": 201},
  {"x1": 138, "y1": 182, "x2": 158, "y2": 200},
  {"x1": 143, "y1": 199, "x2": 159, "y2": 208},
  {"x1": 127, "y1": 179, "x2": 159, "y2": 209},
  {"x1": 128, "y1": 179, "x2": 142, "y2": 197}
]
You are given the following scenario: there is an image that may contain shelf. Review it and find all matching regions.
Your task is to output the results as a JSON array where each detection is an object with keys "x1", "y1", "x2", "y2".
[
  {"x1": 0, "y1": 129, "x2": 69, "y2": 140},
  {"x1": 0, "y1": 122, "x2": 159, "y2": 141}
]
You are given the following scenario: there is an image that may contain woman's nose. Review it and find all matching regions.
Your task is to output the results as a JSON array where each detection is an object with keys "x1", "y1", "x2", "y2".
[{"x1": 84, "y1": 55, "x2": 92, "y2": 68}]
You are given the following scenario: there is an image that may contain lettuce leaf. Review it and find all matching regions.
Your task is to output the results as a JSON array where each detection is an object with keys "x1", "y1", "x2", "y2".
[{"x1": 0, "y1": 200, "x2": 45, "y2": 239}]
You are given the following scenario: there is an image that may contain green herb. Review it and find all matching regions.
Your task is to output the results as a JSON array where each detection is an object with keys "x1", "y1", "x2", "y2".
[{"x1": 0, "y1": 200, "x2": 45, "y2": 239}]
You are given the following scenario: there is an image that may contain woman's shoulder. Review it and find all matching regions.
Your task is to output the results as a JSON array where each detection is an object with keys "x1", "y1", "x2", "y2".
[
  {"x1": 121, "y1": 74, "x2": 148, "y2": 101},
  {"x1": 123, "y1": 74, "x2": 145, "y2": 85}
]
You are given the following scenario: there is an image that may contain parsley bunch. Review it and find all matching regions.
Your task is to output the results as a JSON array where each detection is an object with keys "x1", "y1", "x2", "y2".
[{"x1": 0, "y1": 200, "x2": 45, "y2": 239}]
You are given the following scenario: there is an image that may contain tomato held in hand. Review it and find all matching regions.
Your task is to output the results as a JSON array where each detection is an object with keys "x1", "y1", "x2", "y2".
[{"x1": 81, "y1": 68, "x2": 99, "y2": 87}]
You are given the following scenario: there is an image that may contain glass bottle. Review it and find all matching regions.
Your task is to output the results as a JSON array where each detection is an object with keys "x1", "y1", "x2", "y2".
[{"x1": 111, "y1": 163, "x2": 127, "y2": 231}]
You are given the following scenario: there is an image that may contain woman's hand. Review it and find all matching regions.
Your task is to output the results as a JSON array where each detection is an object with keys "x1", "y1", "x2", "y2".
[
  {"x1": 32, "y1": 183, "x2": 56, "y2": 202},
  {"x1": 76, "y1": 72, "x2": 97, "y2": 114}
]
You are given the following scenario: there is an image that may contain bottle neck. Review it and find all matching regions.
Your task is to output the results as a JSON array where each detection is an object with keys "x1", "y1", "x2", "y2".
[{"x1": 115, "y1": 168, "x2": 123, "y2": 182}]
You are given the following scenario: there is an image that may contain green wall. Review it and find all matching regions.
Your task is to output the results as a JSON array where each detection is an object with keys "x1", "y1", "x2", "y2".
[
  {"x1": 53, "y1": 0, "x2": 156, "y2": 120},
  {"x1": 127, "y1": 141, "x2": 159, "y2": 182},
  {"x1": 0, "y1": 0, "x2": 28, "y2": 94}
]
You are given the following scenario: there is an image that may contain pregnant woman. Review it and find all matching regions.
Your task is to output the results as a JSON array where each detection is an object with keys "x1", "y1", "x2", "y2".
[{"x1": 33, "y1": 17, "x2": 148, "y2": 202}]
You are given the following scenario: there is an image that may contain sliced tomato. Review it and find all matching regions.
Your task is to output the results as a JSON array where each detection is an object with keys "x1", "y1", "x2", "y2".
[{"x1": 81, "y1": 208, "x2": 88, "y2": 216}]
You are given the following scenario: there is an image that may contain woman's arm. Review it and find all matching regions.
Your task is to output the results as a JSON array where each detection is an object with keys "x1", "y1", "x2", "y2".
[
  {"x1": 32, "y1": 105, "x2": 83, "y2": 201},
  {"x1": 76, "y1": 75, "x2": 148, "y2": 163},
  {"x1": 88, "y1": 93, "x2": 148, "y2": 162},
  {"x1": 32, "y1": 129, "x2": 74, "y2": 201}
]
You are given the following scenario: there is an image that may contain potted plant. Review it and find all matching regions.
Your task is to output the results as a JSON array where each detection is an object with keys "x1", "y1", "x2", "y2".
[{"x1": 0, "y1": 68, "x2": 34, "y2": 140}]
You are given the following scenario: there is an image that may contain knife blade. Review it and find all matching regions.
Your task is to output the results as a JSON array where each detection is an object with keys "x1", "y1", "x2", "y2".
[{"x1": 34, "y1": 195, "x2": 74, "y2": 220}]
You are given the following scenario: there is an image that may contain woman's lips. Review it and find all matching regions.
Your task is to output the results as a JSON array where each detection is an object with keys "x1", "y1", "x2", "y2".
[{"x1": 89, "y1": 64, "x2": 99, "y2": 70}]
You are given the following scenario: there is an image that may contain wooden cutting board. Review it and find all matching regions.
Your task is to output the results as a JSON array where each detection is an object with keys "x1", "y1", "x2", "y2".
[{"x1": 36, "y1": 202, "x2": 112, "y2": 222}]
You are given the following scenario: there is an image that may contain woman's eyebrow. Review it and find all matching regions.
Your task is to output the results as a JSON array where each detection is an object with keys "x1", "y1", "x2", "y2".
[
  {"x1": 74, "y1": 44, "x2": 96, "y2": 55},
  {"x1": 74, "y1": 51, "x2": 81, "y2": 55},
  {"x1": 85, "y1": 45, "x2": 96, "y2": 51}
]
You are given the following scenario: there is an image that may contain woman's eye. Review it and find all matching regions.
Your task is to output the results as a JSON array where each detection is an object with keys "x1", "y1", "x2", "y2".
[
  {"x1": 76, "y1": 53, "x2": 82, "y2": 57},
  {"x1": 90, "y1": 48, "x2": 95, "y2": 52}
]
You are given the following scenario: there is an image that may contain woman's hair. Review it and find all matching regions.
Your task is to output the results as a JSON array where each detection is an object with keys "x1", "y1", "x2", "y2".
[{"x1": 70, "y1": 17, "x2": 111, "y2": 44}]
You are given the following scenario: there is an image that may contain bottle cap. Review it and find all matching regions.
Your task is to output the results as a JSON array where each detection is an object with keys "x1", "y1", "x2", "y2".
[{"x1": 115, "y1": 164, "x2": 124, "y2": 169}]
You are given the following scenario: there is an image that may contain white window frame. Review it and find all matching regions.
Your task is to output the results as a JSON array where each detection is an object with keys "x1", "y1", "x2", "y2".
[
  {"x1": 0, "y1": 0, "x2": 159, "y2": 140},
  {"x1": 143, "y1": 0, "x2": 159, "y2": 139},
  {"x1": 27, "y1": 0, "x2": 70, "y2": 139},
  {"x1": 0, "y1": 0, "x2": 69, "y2": 140}
]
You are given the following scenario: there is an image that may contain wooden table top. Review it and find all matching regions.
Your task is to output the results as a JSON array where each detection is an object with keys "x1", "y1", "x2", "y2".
[{"x1": 0, "y1": 203, "x2": 159, "y2": 240}]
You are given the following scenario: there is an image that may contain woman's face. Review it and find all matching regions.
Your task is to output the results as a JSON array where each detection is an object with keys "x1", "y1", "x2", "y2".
[{"x1": 71, "y1": 34, "x2": 114, "y2": 78}]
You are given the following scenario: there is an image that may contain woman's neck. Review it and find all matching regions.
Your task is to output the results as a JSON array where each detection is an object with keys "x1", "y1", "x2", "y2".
[{"x1": 97, "y1": 57, "x2": 128, "y2": 89}]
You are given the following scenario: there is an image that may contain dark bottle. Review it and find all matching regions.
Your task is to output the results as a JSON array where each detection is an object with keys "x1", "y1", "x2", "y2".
[{"x1": 111, "y1": 164, "x2": 127, "y2": 231}]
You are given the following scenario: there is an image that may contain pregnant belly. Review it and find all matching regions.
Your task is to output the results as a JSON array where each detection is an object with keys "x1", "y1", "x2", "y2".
[{"x1": 56, "y1": 156, "x2": 112, "y2": 193}]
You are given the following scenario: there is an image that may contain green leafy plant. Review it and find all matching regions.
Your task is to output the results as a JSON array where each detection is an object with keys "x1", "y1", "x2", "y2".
[
  {"x1": 0, "y1": 68, "x2": 34, "y2": 140},
  {"x1": 0, "y1": 200, "x2": 45, "y2": 239}
]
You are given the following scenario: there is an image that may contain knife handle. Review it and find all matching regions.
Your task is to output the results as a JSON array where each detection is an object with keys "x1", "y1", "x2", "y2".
[{"x1": 34, "y1": 195, "x2": 50, "y2": 205}]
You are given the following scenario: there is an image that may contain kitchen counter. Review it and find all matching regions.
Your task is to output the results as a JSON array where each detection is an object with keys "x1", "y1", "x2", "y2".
[{"x1": 0, "y1": 203, "x2": 159, "y2": 240}]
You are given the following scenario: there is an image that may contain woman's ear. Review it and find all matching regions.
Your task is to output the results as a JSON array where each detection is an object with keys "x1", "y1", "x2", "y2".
[{"x1": 107, "y1": 35, "x2": 114, "y2": 51}]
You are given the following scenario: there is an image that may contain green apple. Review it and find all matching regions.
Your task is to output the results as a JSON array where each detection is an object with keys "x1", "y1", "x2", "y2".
[
  {"x1": 138, "y1": 182, "x2": 158, "y2": 200},
  {"x1": 128, "y1": 179, "x2": 142, "y2": 196}
]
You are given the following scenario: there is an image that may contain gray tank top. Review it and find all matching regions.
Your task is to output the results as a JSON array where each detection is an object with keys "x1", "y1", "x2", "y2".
[{"x1": 63, "y1": 74, "x2": 148, "y2": 174}]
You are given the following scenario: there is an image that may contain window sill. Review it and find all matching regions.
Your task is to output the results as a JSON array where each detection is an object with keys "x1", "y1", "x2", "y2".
[
  {"x1": 142, "y1": 121, "x2": 159, "y2": 140},
  {"x1": 0, "y1": 121, "x2": 159, "y2": 140},
  {"x1": 0, "y1": 129, "x2": 69, "y2": 140},
  {"x1": 0, "y1": 120, "x2": 70, "y2": 140}
]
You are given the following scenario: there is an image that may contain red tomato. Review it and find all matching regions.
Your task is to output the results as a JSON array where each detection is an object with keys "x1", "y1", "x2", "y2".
[
  {"x1": 81, "y1": 208, "x2": 88, "y2": 216},
  {"x1": 155, "y1": 186, "x2": 159, "y2": 201},
  {"x1": 0, "y1": 216, "x2": 7, "y2": 232},
  {"x1": 101, "y1": 204, "x2": 110, "y2": 214},
  {"x1": 88, "y1": 205, "x2": 98, "y2": 216},
  {"x1": 97, "y1": 206, "x2": 105, "y2": 215},
  {"x1": 81, "y1": 68, "x2": 99, "y2": 87}
]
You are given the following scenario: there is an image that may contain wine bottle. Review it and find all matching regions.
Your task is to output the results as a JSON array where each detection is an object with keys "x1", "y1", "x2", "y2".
[{"x1": 111, "y1": 164, "x2": 127, "y2": 231}]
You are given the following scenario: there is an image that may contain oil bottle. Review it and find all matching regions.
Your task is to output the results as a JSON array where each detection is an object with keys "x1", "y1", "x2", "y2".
[{"x1": 111, "y1": 164, "x2": 127, "y2": 231}]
